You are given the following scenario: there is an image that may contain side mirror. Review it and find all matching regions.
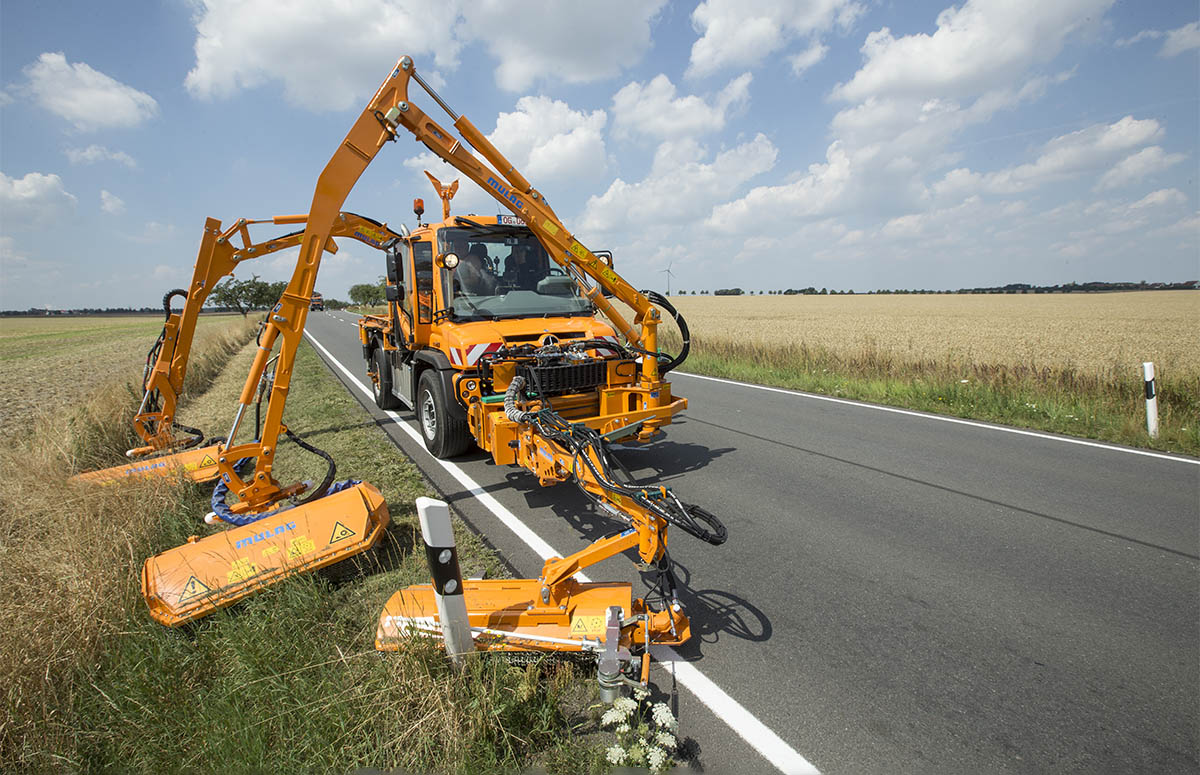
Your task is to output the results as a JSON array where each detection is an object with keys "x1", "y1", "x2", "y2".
[{"x1": 385, "y1": 284, "x2": 402, "y2": 302}]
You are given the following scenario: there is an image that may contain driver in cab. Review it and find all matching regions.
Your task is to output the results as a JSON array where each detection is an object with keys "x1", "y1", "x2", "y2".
[{"x1": 455, "y1": 243, "x2": 498, "y2": 295}]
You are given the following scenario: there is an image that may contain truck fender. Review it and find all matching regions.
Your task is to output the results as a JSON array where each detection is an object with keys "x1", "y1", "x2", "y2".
[{"x1": 412, "y1": 350, "x2": 467, "y2": 420}]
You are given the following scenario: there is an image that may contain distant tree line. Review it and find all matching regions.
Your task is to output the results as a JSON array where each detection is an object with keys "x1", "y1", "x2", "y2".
[{"x1": 664, "y1": 280, "x2": 1197, "y2": 297}]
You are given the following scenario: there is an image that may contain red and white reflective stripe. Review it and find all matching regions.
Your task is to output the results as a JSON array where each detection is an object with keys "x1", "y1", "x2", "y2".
[
  {"x1": 595, "y1": 335, "x2": 619, "y2": 357},
  {"x1": 452, "y1": 342, "x2": 502, "y2": 366}
]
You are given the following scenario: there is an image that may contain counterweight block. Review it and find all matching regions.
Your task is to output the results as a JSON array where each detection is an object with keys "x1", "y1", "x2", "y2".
[{"x1": 142, "y1": 481, "x2": 389, "y2": 626}]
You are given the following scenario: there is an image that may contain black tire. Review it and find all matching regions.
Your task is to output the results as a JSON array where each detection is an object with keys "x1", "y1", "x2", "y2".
[
  {"x1": 416, "y1": 369, "x2": 471, "y2": 458},
  {"x1": 372, "y1": 348, "x2": 401, "y2": 410}
]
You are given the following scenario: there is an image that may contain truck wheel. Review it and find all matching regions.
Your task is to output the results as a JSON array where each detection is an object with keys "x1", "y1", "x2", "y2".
[
  {"x1": 416, "y1": 369, "x2": 471, "y2": 458},
  {"x1": 372, "y1": 348, "x2": 401, "y2": 410}
]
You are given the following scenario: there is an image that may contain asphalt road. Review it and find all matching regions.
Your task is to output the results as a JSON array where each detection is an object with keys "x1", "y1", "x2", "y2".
[{"x1": 306, "y1": 309, "x2": 1198, "y2": 775}]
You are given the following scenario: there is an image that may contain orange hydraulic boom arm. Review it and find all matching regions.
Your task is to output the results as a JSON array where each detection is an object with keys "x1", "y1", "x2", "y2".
[{"x1": 131, "y1": 212, "x2": 401, "y2": 458}]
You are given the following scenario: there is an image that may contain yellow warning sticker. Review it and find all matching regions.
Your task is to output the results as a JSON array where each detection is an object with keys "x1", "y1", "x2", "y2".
[
  {"x1": 287, "y1": 535, "x2": 316, "y2": 559},
  {"x1": 199, "y1": 454, "x2": 218, "y2": 467},
  {"x1": 261, "y1": 545, "x2": 280, "y2": 557},
  {"x1": 569, "y1": 241, "x2": 589, "y2": 260},
  {"x1": 329, "y1": 521, "x2": 357, "y2": 544},
  {"x1": 178, "y1": 575, "x2": 211, "y2": 603},
  {"x1": 569, "y1": 615, "x2": 605, "y2": 638},
  {"x1": 542, "y1": 219, "x2": 559, "y2": 235},
  {"x1": 226, "y1": 558, "x2": 258, "y2": 584}
]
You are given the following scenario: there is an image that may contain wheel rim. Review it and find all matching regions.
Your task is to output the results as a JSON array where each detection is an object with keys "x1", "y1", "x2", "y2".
[{"x1": 421, "y1": 392, "x2": 437, "y2": 439}]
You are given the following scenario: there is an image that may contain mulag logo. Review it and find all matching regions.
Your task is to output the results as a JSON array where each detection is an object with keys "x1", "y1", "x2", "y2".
[
  {"x1": 487, "y1": 176, "x2": 524, "y2": 209},
  {"x1": 235, "y1": 521, "x2": 297, "y2": 549}
]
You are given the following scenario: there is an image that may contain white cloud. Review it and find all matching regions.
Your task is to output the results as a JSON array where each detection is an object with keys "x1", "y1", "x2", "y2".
[
  {"x1": 687, "y1": 0, "x2": 862, "y2": 77},
  {"x1": 706, "y1": 140, "x2": 852, "y2": 228},
  {"x1": 1128, "y1": 188, "x2": 1187, "y2": 210},
  {"x1": 1095, "y1": 146, "x2": 1187, "y2": 191},
  {"x1": 0, "y1": 171, "x2": 78, "y2": 230},
  {"x1": 65, "y1": 144, "x2": 137, "y2": 168},
  {"x1": 100, "y1": 190, "x2": 126, "y2": 215},
  {"x1": 488, "y1": 96, "x2": 608, "y2": 183},
  {"x1": 185, "y1": 0, "x2": 665, "y2": 106},
  {"x1": 23, "y1": 52, "x2": 158, "y2": 131},
  {"x1": 789, "y1": 40, "x2": 829, "y2": 76},
  {"x1": 583, "y1": 134, "x2": 778, "y2": 235},
  {"x1": 185, "y1": 0, "x2": 464, "y2": 110},
  {"x1": 1117, "y1": 22, "x2": 1200, "y2": 56},
  {"x1": 1161, "y1": 21, "x2": 1200, "y2": 57},
  {"x1": 832, "y1": 0, "x2": 1112, "y2": 102},
  {"x1": 1115, "y1": 29, "x2": 1162, "y2": 48},
  {"x1": 460, "y1": 0, "x2": 667, "y2": 91},
  {"x1": 934, "y1": 116, "x2": 1165, "y2": 197},
  {"x1": 611, "y1": 73, "x2": 751, "y2": 141}
]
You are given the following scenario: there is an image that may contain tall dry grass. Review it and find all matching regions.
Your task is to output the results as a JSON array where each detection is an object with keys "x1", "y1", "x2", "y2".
[{"x1": 0, "y1": 316, "x2": 256, "y2": 767}]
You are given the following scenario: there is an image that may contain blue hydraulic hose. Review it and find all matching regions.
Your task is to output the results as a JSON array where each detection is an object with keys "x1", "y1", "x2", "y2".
[{"x1": 210, "y1": 458, "x2": 361, "y2": 527}]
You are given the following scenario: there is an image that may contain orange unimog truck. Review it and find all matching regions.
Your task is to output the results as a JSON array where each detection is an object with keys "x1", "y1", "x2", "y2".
[{"x1": 358, "y1": 175, "x2": 682, "y2": 464}]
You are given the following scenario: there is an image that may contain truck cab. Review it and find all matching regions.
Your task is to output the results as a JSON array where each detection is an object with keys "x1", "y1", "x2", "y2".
[{"x1": 360, "y1": 214, "x2": 652, "y2": 459}]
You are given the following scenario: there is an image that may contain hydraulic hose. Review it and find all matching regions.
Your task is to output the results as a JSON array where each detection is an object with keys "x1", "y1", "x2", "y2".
[
  {"x1": 504, "y1": 375, "x2": 535, "y2": 424},
  {"x1": 163, "y1": 288, "x2": 187, "y2": 320},
  {"x1": 639, "y1": 290, "x2": 689, "y2": 375}
]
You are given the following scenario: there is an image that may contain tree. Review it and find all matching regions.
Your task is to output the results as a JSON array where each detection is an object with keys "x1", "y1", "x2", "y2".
[
  {"x1": 349, "y1": 282, "x2": 385, "y2": 306},
  {"x1": 209, "y1": 275, "x2": 271, "y2": 316}
]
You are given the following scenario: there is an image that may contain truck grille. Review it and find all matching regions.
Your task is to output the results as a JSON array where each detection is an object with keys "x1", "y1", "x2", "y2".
[{"x1": 518, "y1": 361, "x2": 607, "y2": 396}]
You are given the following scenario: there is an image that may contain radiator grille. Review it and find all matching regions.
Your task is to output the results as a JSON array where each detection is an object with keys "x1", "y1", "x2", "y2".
[{"x1": 517, "y1": 361, "x2": 607, "y2": 396}]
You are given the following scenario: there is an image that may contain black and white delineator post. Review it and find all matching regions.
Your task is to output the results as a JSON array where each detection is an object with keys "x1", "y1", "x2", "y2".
[
  {"x1": 416, "y1": 496, "x2": 474, "y2": 665},
  {"x1": 1143, "y1": 362, "x2": 1159, "y2": 438}
]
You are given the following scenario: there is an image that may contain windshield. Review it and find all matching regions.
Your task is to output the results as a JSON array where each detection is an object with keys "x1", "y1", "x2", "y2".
[{"x1": 437, "y1": 227, "x2": 591, "y2": 320}]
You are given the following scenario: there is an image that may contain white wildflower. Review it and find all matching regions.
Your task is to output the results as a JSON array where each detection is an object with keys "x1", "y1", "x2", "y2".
[
  {"x1": 651, "y1": 701, "x2": 678, "y2": 732},
  {"x1": 613, "y1": 696, "x2": 637, "y2": 714},
  {"x1": 600, "y1": 707, "x2": 623, "y2": 727},
  {"x1": 616, "y1": 723, "x2": 630, "y2": 734},
  {"x1": 647, "y1": 745, "x2": 669, "y2": 772},
  {"x1": 633, "y1": 684, "x2": 650, "y2": 701},
  {"x1": 605, "y1": 745, "x2": 627, "y2": 765},
  {"x1": 655, "y1": 730, "x2": 677, "y2": 750}
]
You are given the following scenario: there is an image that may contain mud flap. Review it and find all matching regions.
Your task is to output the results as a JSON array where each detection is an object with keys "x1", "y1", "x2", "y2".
[
  {"x1": 375, "y1": 578, "x2": 636, "y2": 653},
  {"x1": 142, "y1": 482, "x2": 389, "y2": 626},
  {"x1": 71, "y1": 443, "x2": 223, "y2": 485}
]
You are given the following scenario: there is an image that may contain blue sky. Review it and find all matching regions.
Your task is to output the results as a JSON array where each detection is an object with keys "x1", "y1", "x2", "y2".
[{"x1": 1, "y1": 0, "x2": 1196, "y2": 309}]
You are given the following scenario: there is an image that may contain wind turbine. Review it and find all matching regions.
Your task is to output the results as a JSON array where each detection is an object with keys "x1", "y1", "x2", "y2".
[{"x1": 660, "y1": 263, "x2": 676, "y2": 296}]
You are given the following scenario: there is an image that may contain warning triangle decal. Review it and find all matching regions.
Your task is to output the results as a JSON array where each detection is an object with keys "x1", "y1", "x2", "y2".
[
  {"x1": 199, "y1": 454, "x2": 218, "y2": 467},
  {"x1": 179, "y1": 575, "x2": 212, "y2": 603},
  {"x1": 329, "y1": 521, "x2": 357, "y2": 544}
]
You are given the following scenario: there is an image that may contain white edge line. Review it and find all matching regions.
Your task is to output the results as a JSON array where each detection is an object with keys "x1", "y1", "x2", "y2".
[
  {"x1": 303, "y1": 329, "x2": 820, "y2": 775},
  {"x1": 674, "y1": 370, "x2": 1199, "y2": 466}
]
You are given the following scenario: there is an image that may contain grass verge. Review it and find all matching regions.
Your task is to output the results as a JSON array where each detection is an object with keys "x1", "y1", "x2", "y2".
[
  {"x1": 0, "y1": 315, "x2": 256, "y2": 767},
  {"x1": 668, "y1": 334, "x2": 1199, "y2": 456},
  {"x1": 3, "y1": 328, "x2": 611, "y2": 773}
]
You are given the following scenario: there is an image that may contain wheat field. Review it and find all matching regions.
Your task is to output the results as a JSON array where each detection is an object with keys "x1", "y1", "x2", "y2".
[{"x1": 663, "y1": 291, "x2": 1199, "y2": 379}]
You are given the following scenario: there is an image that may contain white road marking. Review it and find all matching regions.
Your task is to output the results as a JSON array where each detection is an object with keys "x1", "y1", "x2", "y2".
[
  {"x1": 304, "y1": 329, "x2": 820, "y2": 775},
  {"x1": 675, "y1": 371, "x2": 1199, "y2": 466}
]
